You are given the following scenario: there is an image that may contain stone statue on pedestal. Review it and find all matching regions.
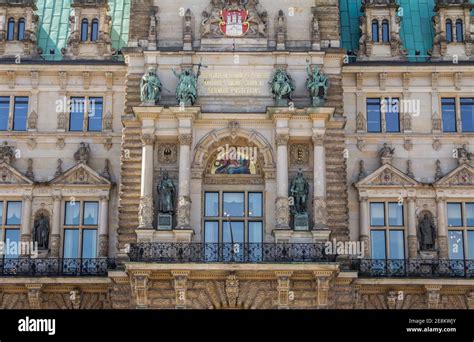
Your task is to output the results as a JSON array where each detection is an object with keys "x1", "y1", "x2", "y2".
[
  {"x1": 270, "y1": 68, "x2": 295, "y2": 106},
  {"x1": 140, "y1": 67, "x2": 163, "y2": 104},
  {"x1": 418, "y1": 213, "x2": 436, "y2": 251},
  {"x1": 290, "y1": 169, "x2": 309, "y2": 230},
  {"x1": 33, "y1": 213, "x2": 49, "y2": 250},
  {"x1": 172, "y1": 60, "x2": 206, "y2": 106},
  {"x1": 305, "y1": 61, "x2": 330, "y2": 107},
  {"x1": 157, "y1": 170, "x2": 176, "y2": 230}
]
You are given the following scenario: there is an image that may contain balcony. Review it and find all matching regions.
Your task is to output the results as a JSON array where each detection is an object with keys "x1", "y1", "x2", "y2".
[
  {"x1": 128, "y1": 243, "x2": 336, "y2": 263},
  {"x1": 352, "y1": 259, "x2": 474, "y2": 278},
  {"x1": 0, "y1": 258, "x2": 117, "y2": 277}
]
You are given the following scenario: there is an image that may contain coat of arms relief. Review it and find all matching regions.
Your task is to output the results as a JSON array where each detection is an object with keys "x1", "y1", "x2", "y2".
[{"x1": 201, "y1": 0, "x2": 267, "y2": 38}]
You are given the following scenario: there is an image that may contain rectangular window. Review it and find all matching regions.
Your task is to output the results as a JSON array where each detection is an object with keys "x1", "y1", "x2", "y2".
[
  {"x1": 6, "y1": 201, "x2": 22, "y2": 225},
  {"x1": 370, "y1": 203, "x2": 385, "y2": 226},
  {"x1": 467, "y1": 231, "x2": 474, "y2": 260},
  {"x1": 384, "y1": 98, "x2": 400, "y2": 133},
  {"x1": 367, "y1": 98, "x2": 382, "y2": 133},
  {"x1": 204, "y1": 192, "x2": 219, "y2": 217},
  {"x1": 223, "y1": 192, "x2": 244, "y2": 217},
  {"x1": 223, "y1": 221, "x2": 244, "y2": 243},
  {"x1": 63, "y1": 229, "x2": 79, "y2": 258},
  {"x1": 204, "y1": 221, "x2": 219, "y2": 243},
  {"x1": 447, "y1": 203, "x2": 463, "y2": 227},
  {"x1": 65, "y1": 202, "x2": 80, "y2": 226},
  {"x1": 248, "y1": 192, "x2": 263, "y2": 217},
  {"x1": 248, "y1": 221, "x2": 263, "y2": 243},
  {"x1": 87, "y1": 97, "x2": 103, "y2": 132},
  {"x1": 69, "y1": 97, "x2": 85, "y2": 131},
  {"x1": 4, "y1": 229, "x2": 20, "y2": 258},
  {"x1": 0, "y1": 96, "x2": 10, "y2": 131},
  {"x1": 83, "y1": 202, "x2": 99, "y2": 226},
  {"x1": 12, "y1": 96, "x2": 28, "y2": 131},
  {"x1": 388, "y1": 203, "x2": 404, "y2": 226},
  {"x1": 371, "y1": 230, "x2": 386, "y2": 259},
  {"x1": 448, "y1": 230, "x2": 464, "y2": 260},
  {"x1": 442, "y1": 98, "x2": 457, "y2": 132},
  {"x1": 466, "y1": 203, "x2": 474, "y2": 227},
  {"x1": 82, "y1": 229, "x2": 97, "y2": 258},
  {"x1": 461, "y1": 98, "x2": 474, "y2": 132},
  {"x1": 389, "y1": 230, "x2": 405, "y2": 259}
]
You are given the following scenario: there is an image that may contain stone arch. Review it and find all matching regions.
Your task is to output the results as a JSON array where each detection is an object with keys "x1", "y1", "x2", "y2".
[{"x1": 192, "y1": 124, "x2": 275, "y2": 176}]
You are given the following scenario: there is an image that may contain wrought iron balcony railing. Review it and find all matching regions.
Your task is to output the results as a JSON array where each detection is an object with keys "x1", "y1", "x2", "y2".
[
  {"x1": 128, "y1": 242, "x2": 336, "y2": 263},
  {"x1": 351, "y1": 259, "x2": 474, "y2": 278},
  {"x1": 0, "y1": 258, "x2": 117, "y2": 277}
]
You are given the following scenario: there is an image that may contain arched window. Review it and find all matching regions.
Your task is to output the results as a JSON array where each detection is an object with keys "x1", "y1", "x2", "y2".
[
  {"x1": 7, "y1": 18, "x2": 15, "y2": 41},
  {"x1": 381, "y1": 20, "x2": 390, "y2": 42},
  {"x1": 446, "y1": 19, "x2": 453, "y2": 43},
  {"x1": 17, "y1": 18, "x2": 25, "y2": 40},
  {"x1": 371, "y1": 20, "x2": 379, "y2": 42},
  {"x1": 90, "y1": 19, "x2": 99, "y2": 41},
  {"x1": 456, "y1": 19, "x2": 464, "y2": 42},
  {"x1": 81, "y1": 19, "x2": 89, "y2": 42}
]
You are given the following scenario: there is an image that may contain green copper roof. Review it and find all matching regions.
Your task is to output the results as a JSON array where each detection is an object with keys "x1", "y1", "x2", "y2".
[
  {"x1": 36, "y1": 0, "x2": 130, "y2": 61},
  {"x1": 340, "y1": 0, "x2": 474, "y2": 62}
]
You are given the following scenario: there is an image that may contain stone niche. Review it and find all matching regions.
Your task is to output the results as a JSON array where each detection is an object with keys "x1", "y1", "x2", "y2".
[
  {"x1": 62, "y1": 0, "x2": 115, "y2": 60},
  {"x1": 357, "y1": 0, "x2": 407, "y2": 61},
  {"x1": 0, "y1": 0, "x2": 40, "y2": 58},
  {"x1": 430, "y1": 0, "x2": 474, "y2": 61}
]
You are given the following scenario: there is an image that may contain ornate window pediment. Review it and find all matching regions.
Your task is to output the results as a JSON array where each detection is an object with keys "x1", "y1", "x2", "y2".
[
  {"x1": 49, "y1": 162, "x2": 111, "y2": 186},
  {"x1": 434, "y1": 163, "x2": 474, "y2": 187},
  {"x1": 0, "y1": 0, "x2": 39, "y2": 58},
  {"x1": 355, "y1": 164, "x2": 419, "y2": 188},
  {"x1": 62, "y1": 0, "x2": 115, "y2": 60},
  {"x1": 0, "y1": 161, "x2": 34, "y2": 185}
]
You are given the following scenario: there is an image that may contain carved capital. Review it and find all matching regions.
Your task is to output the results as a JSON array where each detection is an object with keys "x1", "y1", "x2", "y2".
[
  {"x1": 141, "y1": 134, "x2": 155, "y2": 146},
  {"x1": 312, "y1": 134, "x2": 325, "y2": 146},
  {"x1": 275, "y1": 134, "x2": 289, "y2": 147},
  {"x1": 225, "y1": 272, "x2": 240, "y2": 308},
  {"x1": 178, "y1": 134, "x2": 193, "y2": 146},
  {"x1": 425, "y1": 285, "x2": 442, "y2": 310}
]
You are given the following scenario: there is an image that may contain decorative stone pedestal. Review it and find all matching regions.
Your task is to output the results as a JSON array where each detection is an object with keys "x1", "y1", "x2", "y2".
[
  {"x1": 272, "y1": 229, "x2": 331, "y2": 244},
  {"x1": 157, "y1": 214, "x2": 172, "y2": 230},
  {"x1": 276, "y1": 99, "x2": 289, "y2": 107},
  {"x1": 294, "y1": 213, "x2": 309, "y2": 231},
  {"x1": 419, "y1": 250, "x2": 438, "y2": 260}
]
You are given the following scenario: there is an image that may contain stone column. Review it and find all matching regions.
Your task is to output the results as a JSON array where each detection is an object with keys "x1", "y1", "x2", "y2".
[
  {"x1": 275, "y1": 134, "x2": 290, "y2": 229},
  {"x1": 437, "y1": 197, "x2": 448, "y2": 258},
  {"x1": 138, "y1": 134, "x2": 155, "y2": 229},
  {"x1": 50, "y1": 193, "x2": 62, "y2": 257},
  {"x1": 21, "y1": 193, "x2": 33, "y2": 250},
  {"x1": 176, "y1": 133, "x2": 192, "y2": 229},
  {"x1": 407, "y1": 197, "x2": 418, "y2": 258},
  {"x1": 312, "y1": 133, "x2": 327, "y2": 229},
  {"x1": 359, "y1": 196, "x2": 369, "y2": 258},
  {"x1": 98, "y1": 196, "x2": 109, "y2": 257}
]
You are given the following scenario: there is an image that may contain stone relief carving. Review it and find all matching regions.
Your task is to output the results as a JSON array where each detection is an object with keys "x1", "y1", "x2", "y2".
[
  {"x1": 158, "y1": 143, "x2": 178, "y2": 164},
  {"x1": 26, "y1": 158, "x2": 34, "y2": 180},
  {"x1": 403, "y1": 139, "x2": 413, "y2": 151},
  {"x1": 225, "y1": 273, "x2": 239, "y2": 307},
  {"x1": 310, "y1": 6, "x2": 321, "y2": 50},
  {"x1": 289, "y1": 144, "x2": 310, "y2": 166},
  {"x1": 379, "y1": 143, "x2": 395, "y2": 165},
  {"x1": 138, "y1": 195, "x2": 154, "y2": 228},
  {"x1": 28, "y1": 111, "x2": 37, "y2": 130},
  {"x1": 201, "y1": 0, "x2": 267, "y2": 39},
  {"x1": 55, "y1": 159, "x2": 63, "y2": 177},
  {"x1": 74, "y1": 142, "x2": 91, "y2": 164},
  {"x1": 0, "y1": 142, "x2": 15, "y2": 164},
  {"x1": 358, "y1": 160, "x2": 367, "y2": 181},
  {"x1": 276, "y1": 10, "x2": 286, "y2": 50},
  {"x1": 435, "y1": 160, "x2": 443, "y2": 181},
  {"x1": 176, "y1": 196, "x2": 191, "y2": 228},
  {"x1": 356, "y1": 112, "x2": 366, "y2": 132},
  {"x1": 406, "y1": 160, "x2": 414, "y2": 178},
  {"x1": 456, "y1": 144, "x2": 472, "y2": 165}
]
